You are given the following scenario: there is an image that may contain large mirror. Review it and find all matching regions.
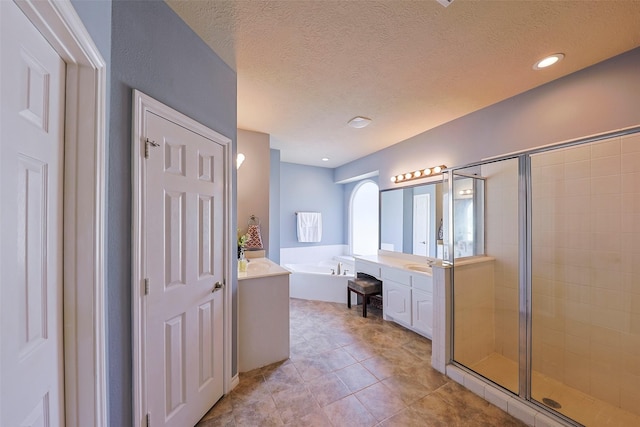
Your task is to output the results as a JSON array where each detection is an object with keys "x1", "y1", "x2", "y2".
[
  {"x1": 451, "y1": 172, "x2": 485, "y2": 258},
  {"x1": 380, "y1": 181, "x2": 443, "y2": 257}
]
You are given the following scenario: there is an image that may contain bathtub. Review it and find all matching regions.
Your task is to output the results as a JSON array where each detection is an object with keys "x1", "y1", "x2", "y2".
[{"x1": 284, "y1": 257, "x2": 355, "y2": 304}]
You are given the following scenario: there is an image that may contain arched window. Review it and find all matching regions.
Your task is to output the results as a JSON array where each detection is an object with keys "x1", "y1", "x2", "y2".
[{"x1": 350, "y1": 180, "x2": 379, "y2": 256}]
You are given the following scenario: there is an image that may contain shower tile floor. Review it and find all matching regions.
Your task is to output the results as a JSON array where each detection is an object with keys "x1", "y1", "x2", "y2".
[
  {"x1": 196, "y1": 298, "x2": 525, "y2": 426},
  {"x1": 471, "y1": 353, "x2": 640, "y2": 426}
]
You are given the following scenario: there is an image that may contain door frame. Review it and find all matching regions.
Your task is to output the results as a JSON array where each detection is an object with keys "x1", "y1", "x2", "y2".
[
  {"x1": 12, "y1": 1, "x2": 108, "y2": 426},
  {"x1": 131, "y1": 90, "x2": 234, "y2": 427}
]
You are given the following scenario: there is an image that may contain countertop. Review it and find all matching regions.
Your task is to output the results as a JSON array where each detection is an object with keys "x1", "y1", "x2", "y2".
[
  {"x1": 356, "y1": 253, "x2": 495, "y2": 273},
  {"x1": 355, "y1": 254, "x2": 436, "y2": 276},
  {"x1": 238, "y1": 257, "x2": 291, "y2": 281}
]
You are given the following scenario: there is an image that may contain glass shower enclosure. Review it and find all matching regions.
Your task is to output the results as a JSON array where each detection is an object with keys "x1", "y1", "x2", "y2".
[{"x1": 446, "y1": 127, "x2": 640, "y2": 426}]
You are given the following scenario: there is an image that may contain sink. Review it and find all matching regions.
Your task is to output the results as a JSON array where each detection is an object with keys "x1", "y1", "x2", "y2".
[{"x1": 405, "y1": 264, "x2": 432, "y2": 273}]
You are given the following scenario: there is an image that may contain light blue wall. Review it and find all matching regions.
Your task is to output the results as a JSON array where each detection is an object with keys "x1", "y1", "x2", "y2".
[
  {"x1": 335, "y1": 47, "x2": 640, "y2": 188},
  {"x1": 280, "y1": 162, "x2": 345, "y2": 247},
  {"x1": 269, "y1": 149, "x2": 281, "y2": 263},
  {"x1": 73, "y1": 1, "x2": 237, "y2": 425}
]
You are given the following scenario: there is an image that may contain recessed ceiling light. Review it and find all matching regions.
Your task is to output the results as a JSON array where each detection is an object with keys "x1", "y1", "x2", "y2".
[
  {"x1": 533, "y1": 53, "x2": 564, "y2": 70},
  {"x1": 348, "y1": 116, "x2": 372, "y2": 129},
  {"x1": 321, "y1": 157, "x2": 329, "y2": 162}
]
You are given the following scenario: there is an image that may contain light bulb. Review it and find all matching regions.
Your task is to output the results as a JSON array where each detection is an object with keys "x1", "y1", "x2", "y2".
[
  {"x1": 534, "y1": 53, "x2": 564, "y2": 70},
  {"x1": 236, "y1": 153, "x2": 245, "y2": 169}
]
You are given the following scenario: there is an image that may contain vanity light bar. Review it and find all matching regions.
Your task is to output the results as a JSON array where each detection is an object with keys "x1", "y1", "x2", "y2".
[{"x1": 390, "y1": 165, "x2": 447, "y2": 184}]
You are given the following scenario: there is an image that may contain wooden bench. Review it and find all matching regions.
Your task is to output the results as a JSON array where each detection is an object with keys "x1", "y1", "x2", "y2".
[{"x1": 347, "y1": 273, "x2": 382, "y2": 318}]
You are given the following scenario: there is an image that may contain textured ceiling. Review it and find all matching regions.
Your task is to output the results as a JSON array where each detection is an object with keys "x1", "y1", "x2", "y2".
[{"x1": 167, "y1": 0, "x2": 640, "y2": 167}]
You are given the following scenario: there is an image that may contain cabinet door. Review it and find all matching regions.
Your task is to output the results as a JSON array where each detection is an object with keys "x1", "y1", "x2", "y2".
[
  {"x1": 384, "y1": 280, "x2": 411, "y2": 325},
  {"x1": 412, "y1": 289, "x2": 433, "y2": 338}
]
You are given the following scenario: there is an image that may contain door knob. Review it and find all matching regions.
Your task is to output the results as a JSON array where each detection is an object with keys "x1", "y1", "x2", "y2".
[{"x1": 212, "y1": 281, "x2": 224, "y2": 293}]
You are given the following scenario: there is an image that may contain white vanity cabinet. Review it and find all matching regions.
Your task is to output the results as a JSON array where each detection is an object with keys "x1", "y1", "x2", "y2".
[
  {"x1": 355, "y1": 256, "x2": 434, "y2": 339},
  {"x1": 411, "y1": 273, "x2": 433, "y2": 336},
  {"x1": 412, "y1": 289, "x2": 433, "y2": 336},
  {"x1": 383, "y1": 278, "x2": 412, "y2": 324},
  {"x1": 381, "y1": 267, "x2": 412, "y2": 325}
]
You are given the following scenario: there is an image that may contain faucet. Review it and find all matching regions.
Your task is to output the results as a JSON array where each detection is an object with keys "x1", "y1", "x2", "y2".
[{"x1": 337, "y1": 262, "x2": 342, "y2": 275}]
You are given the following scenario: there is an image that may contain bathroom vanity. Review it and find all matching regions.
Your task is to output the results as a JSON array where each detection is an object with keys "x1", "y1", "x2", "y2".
[
  {"x1": 355, "y1": 253, "x2": 434, "y2": 339},
  {"x1": 238, "y1": 257, "x2": 291, "y2": 372},
  {"x1": 355, "y1": 251, "x2": 451, "y2": 374}
]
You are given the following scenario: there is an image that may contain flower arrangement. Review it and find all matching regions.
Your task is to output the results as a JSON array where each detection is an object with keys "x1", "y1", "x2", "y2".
[
  {"x1": 237, "y1": 228, "x2": 248, "y2": 248},
  {"x1": 237, "y1": 228, "x2": 248, "y2": 258}
]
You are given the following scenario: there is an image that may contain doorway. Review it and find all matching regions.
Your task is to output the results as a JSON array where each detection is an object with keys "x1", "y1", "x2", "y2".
[
  {"x1": 412, "y1": 193, "x2": 431, "y2": 256},
  {"x1": 0, "y1": 1, "x2": 107, "y2": 426},
  {"x1": 132, "y1": 91, "x2": 233, "y2": 427}
]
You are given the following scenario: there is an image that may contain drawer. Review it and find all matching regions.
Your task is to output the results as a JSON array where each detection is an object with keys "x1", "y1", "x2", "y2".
[
  {"x1": 382, "y1": 267, "x2": 411, "y2": 286},
  {"x1": 356, "y1": 260, "x2": 381, "y2": 279},
  {"x1": 412, "y1": 274, "x2": 433, "y2": 293}
]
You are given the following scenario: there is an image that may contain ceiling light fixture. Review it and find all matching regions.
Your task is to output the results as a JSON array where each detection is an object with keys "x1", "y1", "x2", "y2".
[
  {"x1": 348, "y1": 116, "x2": 372, "y2": 129},
  {"x1": 321, "y1": 157, "x2": 329, "y2": 162},
  {"x1": 390, "y1": 165, "x2": 447, "y2": 184},
  {"x1": 533, "y1": 53, "x2": 564, "y2": 70}
]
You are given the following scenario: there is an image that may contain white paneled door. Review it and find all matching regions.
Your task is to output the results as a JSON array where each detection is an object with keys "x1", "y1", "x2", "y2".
[
  {"x1": 144, "y1": 110, "x2": 225, "y2": 427},
  {"x1": 412, "y1": 193, "x2": 430, "y2": 256},
  {"x1": 1, "y1": 1, "x2": 66, "y2": 426}
]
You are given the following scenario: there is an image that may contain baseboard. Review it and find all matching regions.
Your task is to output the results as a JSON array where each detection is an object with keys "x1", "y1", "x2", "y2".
[{"x1": 230, "y1": 373, "x2": 240, "y2": 391}]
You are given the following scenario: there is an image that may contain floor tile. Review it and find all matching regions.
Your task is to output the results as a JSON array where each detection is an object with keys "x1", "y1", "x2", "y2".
[
  {"x1": 292, "y1": 356, "x2": 332, "y2": 382},
  {"x1": 196, "y1": 299, "x2": 527, "y2": 427},
  {"x1": 381, "y1": 373, "x2": 431, "y2": 405},
  {"x1": 307, "y1": 372, "x2": 351, "y2": 407},
  {"x1": 355, "y1": 381, "x2": 406, "y2": 421},
  {"x1": 321, "y1": 347, "x2": 358, "y2": 371},
  {"x1": 360, "y1": 354, "x2": 406, "y2": 381},
  {"x1": 272, "y1": 383, "x2": 319, "y2": 424},
  {"x1": 335, "y1": 362, "x2": 379, "y2": 393},
  {"x1": 323, "y1": 395, "x2": 377, "y2": 427},
  {"x1": 342, "y1": 339, "x2": 381, "y2": 362}
]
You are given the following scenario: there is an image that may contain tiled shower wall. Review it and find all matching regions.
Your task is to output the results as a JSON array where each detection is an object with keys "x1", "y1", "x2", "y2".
[
  {"x1": 530, "y1": 132, "x2": 640, "y2": 415},
  {"x1": 482, "y1": 159, "x2": 520, "y2": 363},
  {"x1": 453, "y1": 260, "x2": 496, "y2": 366},
  {"x1": 453, "y1": 160, "x2": 519, "y2": 370}
]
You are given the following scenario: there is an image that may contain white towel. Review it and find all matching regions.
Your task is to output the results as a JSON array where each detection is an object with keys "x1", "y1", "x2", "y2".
[{"x1": 296, "y1": 212, "x2": 322, "y2": 243}]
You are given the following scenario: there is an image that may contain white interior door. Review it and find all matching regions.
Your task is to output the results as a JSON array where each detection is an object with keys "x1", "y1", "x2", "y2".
[
  {"x1": 1, "y1": 1, "x2": 66, "y2": 425},
  {"x1": 412, "y1": 193, "x2": 430, "y2": 256},
  {"x1": 144, "y1": 111, "x2": 225, "y2": 427}
]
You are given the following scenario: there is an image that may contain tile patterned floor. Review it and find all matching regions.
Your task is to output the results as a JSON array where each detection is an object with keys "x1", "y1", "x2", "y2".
[{"x1": 196, "y1": 298, "x2": 526, "y2": 426}]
